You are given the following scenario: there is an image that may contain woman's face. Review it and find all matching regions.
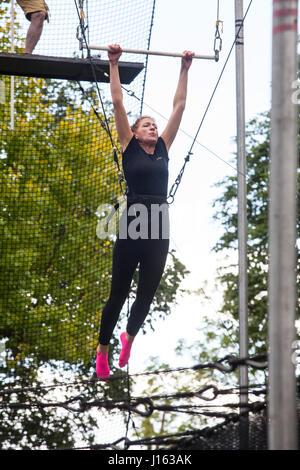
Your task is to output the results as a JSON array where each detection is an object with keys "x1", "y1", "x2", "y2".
[{"x1": 134, "y1": 118, "x2": 158, "y2": 145}]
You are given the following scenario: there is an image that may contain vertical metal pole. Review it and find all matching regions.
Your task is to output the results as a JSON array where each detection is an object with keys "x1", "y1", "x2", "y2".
[
  {"x1": 235, "y1": 0, "x2": 248, "y2": 449},
  {"x1": 268, "y1": 0, "x2": 298, "y2": 450},
  {"x1": 10, "y1": 0, "x2": 15, "y2": 130}
]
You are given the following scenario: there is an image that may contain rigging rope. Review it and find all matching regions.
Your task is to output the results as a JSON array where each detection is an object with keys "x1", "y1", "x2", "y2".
[
  {"x1": 76, "y1": 0, "x2": 227, "y2": 204},
  {"x1": 139, "y1": 0, "x2": 157, "y2": 116},
  {"x1": 0, "y1": 354, "x2": 267, "y2": 396},
  {"x1": 2, "y1": 391, "x2": 267, "y2": 450},
  {"x1": 167, "y1": 0, "x2": 253, "y2": 204},
  {"x1": 74, "y1": 0, "x2": 128, "y2": 197},
  {"x1": 214, "y1": 0, "x2": 223, "y2": 61},
  {"x1": 77, "y1": 404, "x2": 266, "y2": 450},
  {"x1": 0, "y1": 351, "x2": 268, "y2": 449},
  {"x1": 120, "y1": 84, "x2": 242, "y2": 175}
]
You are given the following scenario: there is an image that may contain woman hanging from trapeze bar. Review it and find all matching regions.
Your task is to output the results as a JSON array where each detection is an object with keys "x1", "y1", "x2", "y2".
[{"x1": 96, "y1": 44, "x2": 194, "y2": 379}]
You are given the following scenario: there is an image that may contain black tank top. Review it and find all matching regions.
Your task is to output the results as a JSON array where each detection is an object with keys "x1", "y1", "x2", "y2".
[
  {"x1": 122, "y1": 135, "x2": 169, "y2": 198},
  {"x1": 119, "y1": 136, "x2": 169, "y2": 240}
]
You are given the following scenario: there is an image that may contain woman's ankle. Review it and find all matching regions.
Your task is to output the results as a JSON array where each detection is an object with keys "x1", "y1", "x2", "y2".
[
  {"x1": 125, "y1": 332, "x2": 135, "y2": 344},
  {"x1": 97, "y1": 344, "x2": 109, "y2": 354},
  {"x1": 119, "y1": 332, "x2": 134, "y2": 368}
]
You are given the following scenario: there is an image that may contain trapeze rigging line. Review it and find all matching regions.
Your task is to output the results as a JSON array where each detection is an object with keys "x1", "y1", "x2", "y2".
[{"x1": 82, "y1": 44, "x2": 218, "y2": 62}]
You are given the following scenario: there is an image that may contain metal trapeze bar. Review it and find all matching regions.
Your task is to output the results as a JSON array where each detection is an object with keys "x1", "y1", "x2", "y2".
[{"x1": 82, "y1": 45, "x2": 217, "y2": 61}]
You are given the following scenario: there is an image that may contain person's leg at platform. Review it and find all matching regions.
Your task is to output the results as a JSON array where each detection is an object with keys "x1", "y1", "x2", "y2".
[{"x1": 24, "y1": 11, "x2": 47, "y2": 54}]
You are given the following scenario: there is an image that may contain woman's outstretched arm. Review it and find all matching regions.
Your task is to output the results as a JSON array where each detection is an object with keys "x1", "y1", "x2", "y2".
[
  {"x1": 161, "y1": 51, "x2": 194, "y2": 152},
  {"x1": 108, "y1": 44, "x2": 133, "y2": 150}
]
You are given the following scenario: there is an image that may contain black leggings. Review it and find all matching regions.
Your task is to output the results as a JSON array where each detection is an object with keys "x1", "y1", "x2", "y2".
[{"x1": 98, "y1": 236, "x2": 169, "y2": 345}]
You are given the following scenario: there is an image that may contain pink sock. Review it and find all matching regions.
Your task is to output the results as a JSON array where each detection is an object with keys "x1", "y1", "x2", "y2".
[
  {"x1": 96, "y1": 352, "x2": 110, "y2": 379},
  {"x1": 119, "y1": 332, "x2": 133, "y2": 368}
]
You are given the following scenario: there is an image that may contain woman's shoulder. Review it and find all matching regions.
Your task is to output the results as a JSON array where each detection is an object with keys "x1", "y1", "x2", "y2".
[
  {"x1": 157, "y1": 136, "x2": 169, "y2": 160},
  {"x1": 157, "y1": 136, "x2": 167, "y2": 150},
  {"x1": 122, "y1": 135, "x2": 138, "y2": 155}
]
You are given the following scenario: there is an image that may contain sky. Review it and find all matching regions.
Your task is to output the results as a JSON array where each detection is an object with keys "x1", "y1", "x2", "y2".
[{"x1": 8, "y1": 1, "x2": 297, "y2": 372}]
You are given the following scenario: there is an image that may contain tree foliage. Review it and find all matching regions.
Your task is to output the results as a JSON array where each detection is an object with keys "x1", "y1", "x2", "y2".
[
  {"x1": 1, "y1": 73, "x2": 119, "y2": 366},
  {"x1": 212, "y1": 111, "x2": 300, "y2": 354}
]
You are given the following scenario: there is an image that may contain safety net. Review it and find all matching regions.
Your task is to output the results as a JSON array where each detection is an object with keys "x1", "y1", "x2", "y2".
[
  {"x1": 0, "y1": 0, "x2": 157, "y2": 368},
  {"x1": 0, "y1": 0, "x2": 165, "y2": 448}
]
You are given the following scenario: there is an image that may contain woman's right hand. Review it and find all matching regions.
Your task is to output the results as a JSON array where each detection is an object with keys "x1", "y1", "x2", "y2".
[{"x1": 108, "y1": 44, "x2": 122, "y2": 64}]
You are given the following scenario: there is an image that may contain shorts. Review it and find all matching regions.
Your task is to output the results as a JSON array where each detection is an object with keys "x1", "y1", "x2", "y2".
[{"x1": 17, "y1": 0, "x2": 50, "y2": 22}]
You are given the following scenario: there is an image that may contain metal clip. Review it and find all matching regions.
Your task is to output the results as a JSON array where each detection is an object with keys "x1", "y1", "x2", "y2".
[{"x1": 214, "y1": 19, "x2": 223, "y2": 60}]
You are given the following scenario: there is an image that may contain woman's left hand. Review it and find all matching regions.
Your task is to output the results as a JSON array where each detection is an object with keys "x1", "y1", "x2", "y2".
[{"x1": 181, "y1": 50, "x2": 194, "y2": 70}]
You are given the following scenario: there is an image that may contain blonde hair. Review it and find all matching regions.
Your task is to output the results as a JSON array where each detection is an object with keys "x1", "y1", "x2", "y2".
[{"x1": 131, "y1": 116, "x2": 157, "y2": 133}]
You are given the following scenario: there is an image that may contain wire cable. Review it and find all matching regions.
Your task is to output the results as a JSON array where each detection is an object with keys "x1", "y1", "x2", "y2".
[{"x1": 168, "y1": 0, "x2": 253, "y2": 203}]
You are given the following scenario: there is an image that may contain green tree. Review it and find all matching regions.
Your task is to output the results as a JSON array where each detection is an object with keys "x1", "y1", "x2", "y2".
[
  {"x1": 178, "y1": 111, "x2": 299, "y2": 381},
  {"x1": 1, "y1": 74, "x2": 118, "y2": 366},
  {"x1": 211, "y1": 111, "x2": 300, "y2": 355}
]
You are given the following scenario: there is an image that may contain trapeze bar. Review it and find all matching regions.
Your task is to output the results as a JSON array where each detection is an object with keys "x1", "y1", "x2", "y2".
[
  {"x1": 83, "y1": 45, "x2": 217, "y2": 61},
  {"x1": 0, "y1": 52, "x2": 144, "y2": 83}
]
